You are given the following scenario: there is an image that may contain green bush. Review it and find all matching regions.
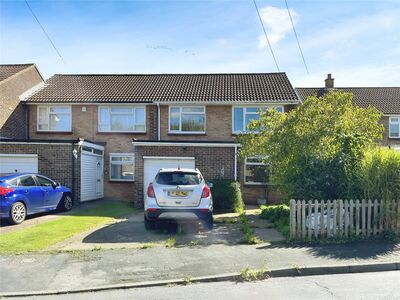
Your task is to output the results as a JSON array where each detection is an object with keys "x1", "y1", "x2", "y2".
[
  {"x1": 260, "y1": 205, "x2": 290, "y2": 238},
  {"x1": 210, "y1": 179, "x2": 244, "y2": 213},
  {"x1": 353, "y1": 147, "x2": 400, "y2": 201}
]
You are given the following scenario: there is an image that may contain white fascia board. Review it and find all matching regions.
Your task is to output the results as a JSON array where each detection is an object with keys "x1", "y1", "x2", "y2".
[
  {"x1": 19, "y1": 82, "x2": 45, "y2": 101},
  {"x1": 81, "y1": 141, "x2": 104, "y2": 151},
  {"x1": 25, "y1": 102, "x2": 153, "y2": 106},
  {"x1": 133, "y1": 141, "x2": 240, "y2": 147},
  {"x1": 143, "y1": 156, "x2": 195, "y2": 160},
  {"x1": 0, "y1": 154, "x2": 38, "y2": 157},
  {"x1": 0, "y1": 141, "x2": 73, "y2": 145}
]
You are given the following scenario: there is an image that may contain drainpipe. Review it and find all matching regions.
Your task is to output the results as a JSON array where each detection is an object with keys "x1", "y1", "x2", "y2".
[
  {"x1": 71, "y1": 143, "x2": 76, "y2": 203},
  {"x1": 26, "y1": 104, "x2": 30, "y2": 139},
  {"x1": 234, "y1": 144, "x2": 238, "y2": 181},
  {"x1": 157, "y1": 103, "x2": 161, "y2": 141}
]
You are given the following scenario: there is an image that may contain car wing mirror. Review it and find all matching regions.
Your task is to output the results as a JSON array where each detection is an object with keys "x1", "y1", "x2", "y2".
[{"x1": 207, "y1": 182, "x2": 213, "y2": 188}]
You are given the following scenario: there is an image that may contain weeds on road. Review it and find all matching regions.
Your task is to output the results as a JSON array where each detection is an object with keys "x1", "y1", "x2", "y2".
[
  {"x1": 239, "y1": 264, "x2": 270, "y2": 282},
  {"x1": 183, "y1": 275, "x2": 192, "y2": 285},
  {"x1": 166, "y1": 236, "x2": 177, "y2": 248},
  {"x1": 141, "y1": 243, "x2": 157, "y2": 249}
]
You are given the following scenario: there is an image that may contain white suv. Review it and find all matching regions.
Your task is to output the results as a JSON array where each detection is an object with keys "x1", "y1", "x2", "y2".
[{"x1": 144, "y1": 168, "x2": 213, "y2": 230}]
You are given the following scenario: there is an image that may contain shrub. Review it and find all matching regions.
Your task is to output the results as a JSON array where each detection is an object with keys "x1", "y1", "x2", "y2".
[
  {"x1": 260, "y1": 205, "x2": 290, "y2": 238},
  {"x1": 210, "y1": 179, "x2": 244, "y2": 213},
  {"x1": 354, "y1": 147, "x2": 400, "y2": 201}
]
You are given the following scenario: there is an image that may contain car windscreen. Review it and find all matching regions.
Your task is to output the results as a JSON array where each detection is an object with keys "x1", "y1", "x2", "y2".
[{"x1": 156, "y1": 172, "x2": 202, "y2": 186}]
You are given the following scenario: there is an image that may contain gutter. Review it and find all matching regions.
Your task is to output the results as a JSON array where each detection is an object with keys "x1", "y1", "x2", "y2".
[{"x1": 132, "y1": 140, "x2": 239, "y2": 148}]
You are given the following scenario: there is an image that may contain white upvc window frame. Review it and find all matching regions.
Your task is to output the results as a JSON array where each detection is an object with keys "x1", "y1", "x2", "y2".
[
  {"x1": 37, "y1": 105, "x2": 72, "y2": 132},
  {"x1": 109, "y1": 153, "x2": 135, "y2": 182},
  {"x1": 168, "y1": 106, "x2": 206, "y2": 134},
  {"x1": 232, "y1": 105, "x2": 284, "y2": 134},
  {"x1": 244, "y1": 156, "x2": 271, "y2": 185},
  {"x1": 389, "y1": 116, "x2": 400, "y2": 138},
  {"x1": 98, "y1": 106, "x2": 146, "y2": 133}
]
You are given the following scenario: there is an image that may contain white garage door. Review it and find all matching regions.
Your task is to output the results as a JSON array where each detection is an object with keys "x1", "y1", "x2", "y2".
[
  {"x1": 0, "y1": 154, "x2": 38, "y2": 173},
  {"x1": 81, "y1": 150, "x2": 104, "y2": 202},
  {"x1": 143, "y1": 157, "x2": 195, "y2": 195}
]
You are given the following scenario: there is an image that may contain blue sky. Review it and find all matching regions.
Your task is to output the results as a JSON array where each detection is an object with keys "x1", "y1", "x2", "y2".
[{"x1": 1, "y1": 0, "x2": 399, "y2": 86}]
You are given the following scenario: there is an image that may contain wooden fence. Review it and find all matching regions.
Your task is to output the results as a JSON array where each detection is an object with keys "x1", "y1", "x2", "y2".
[{"x1": 289, "y1": 199, "x2": 400, "y2": 240}]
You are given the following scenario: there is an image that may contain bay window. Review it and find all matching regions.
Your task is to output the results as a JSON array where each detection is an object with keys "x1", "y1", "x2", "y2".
[
  {"x1": 109, "y1": 154, "x2": 134, "y2": 181},
  {"x1": 98, "y1": 106, "x2": 146, "y2": 132},
  {"x1": 169, "y1": 106, "x2": 206, "y2": 133},
  {"x1": 389, "y1": 117, "x2": 400, "y2": 138},
  {"x1": 233, "y1": 106, "x2": 284, "y2": 133},
  {"x1": 37, "y1": 106, "x2": 72, "y2": 131},
  {"x1": 244, "y1": 157, "x2": 271, "y2": 185}
]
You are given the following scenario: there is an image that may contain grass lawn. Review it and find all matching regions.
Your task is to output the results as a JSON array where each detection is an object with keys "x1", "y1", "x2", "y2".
[{"x1": 0, "y1": 201, "x2": 134, "y2": 254}]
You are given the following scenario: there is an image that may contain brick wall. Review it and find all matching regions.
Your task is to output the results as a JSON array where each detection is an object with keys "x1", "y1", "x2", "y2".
[
  {"x1": 28, "y1": 104, "x2": 159, "y2": 201},
  {"x1": 0, "y1": 142, "x2": 80, "y2": 201},
  {"x1": 133, "y1": 145, "x2": 236, "y2": 207},
  {"x1": 0, "y1": 66, "x2": 43, "y2": 138}
]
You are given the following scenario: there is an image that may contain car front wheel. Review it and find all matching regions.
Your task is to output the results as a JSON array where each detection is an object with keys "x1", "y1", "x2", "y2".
[
  {"x1": 9, "y1": 202, "x2": 26, "y2": 224},
  {"x1": 58, "y1": 194, "x2": 73, "y2": 212}
]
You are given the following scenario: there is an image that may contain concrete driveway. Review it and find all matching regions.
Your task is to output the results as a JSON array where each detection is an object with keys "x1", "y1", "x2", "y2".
[{"x1": 49, "y1": 209, "x2": 285, "y2": 251}]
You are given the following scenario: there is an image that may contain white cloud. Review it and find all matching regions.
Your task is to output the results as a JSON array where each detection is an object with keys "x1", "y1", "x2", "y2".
[
  {"x1": 257, "y1": 6, "x2": 296, "y2": 48},
  {"x1": 216, "y1": 38, "x2": 228, "y2": 45}
]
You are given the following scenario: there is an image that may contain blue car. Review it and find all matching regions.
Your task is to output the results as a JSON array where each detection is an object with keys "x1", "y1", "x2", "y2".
[{"x1": 0, "y1": 173, "x2": 73, "y2": 224}]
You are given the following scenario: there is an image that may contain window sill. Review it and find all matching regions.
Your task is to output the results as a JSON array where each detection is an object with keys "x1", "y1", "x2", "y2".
[
  {"x1": 36, "y1": 131, "x2": 72, "y2": 134},
  {"x1": 168, "y1": 132, "x2": 207, "y2": 135},
  {"x1": 388, "y1": 136, "x2": 400, "y2": 139},
  {"x1": 98, "y1": 131, "x2": 147, "y2": 135},
  {"x1": 109, "y1": 180, "x2": 135, "y2": 183}
]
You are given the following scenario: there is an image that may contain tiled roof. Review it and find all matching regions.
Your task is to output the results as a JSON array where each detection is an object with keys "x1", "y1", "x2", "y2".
[
  {"x1": 26, "y1": 73, "x2": 299, "y2": 103},
  {"x1": 296, "y1": 87, "x2": 400, "y2": 114},
  {"x1": 0, "y1": 64, "x2": 35, "y2": 82}
]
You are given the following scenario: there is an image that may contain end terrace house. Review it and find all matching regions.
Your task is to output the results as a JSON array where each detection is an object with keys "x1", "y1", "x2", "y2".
[{"x1": 22, "y1": 73, "x2": 299, "y2": 207}]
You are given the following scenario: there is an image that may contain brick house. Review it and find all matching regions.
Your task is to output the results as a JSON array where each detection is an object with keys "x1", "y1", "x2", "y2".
[
  {"x1": 296, "y1": 74, "x2": 400, "y2": 149},
  {"x1": 0, "y1": 64, "x2": 44, "y2": 138},
  {"x1": 19, "y1": 73, "x2": 299, "y2": 207}
]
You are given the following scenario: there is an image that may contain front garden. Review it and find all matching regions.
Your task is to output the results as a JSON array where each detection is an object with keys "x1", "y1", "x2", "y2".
[{"x1": 237, "y1": 91, "x2": 400, "y2": 242}]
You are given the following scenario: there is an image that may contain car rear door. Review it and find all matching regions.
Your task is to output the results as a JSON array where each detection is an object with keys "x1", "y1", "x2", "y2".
[
  {"x1": 153, "y1": 172, "x2": 203, "y2": 207},
  {"x1": 15, "y1": 175, "x2": 44, "y2": 213}
]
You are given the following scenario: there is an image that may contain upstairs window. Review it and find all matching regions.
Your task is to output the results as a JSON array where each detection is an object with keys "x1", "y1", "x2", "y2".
[
  {"x1": 244, "y1": 157, "x2": 271, "y2": 185},
  {"x1": 233, "y1": 106, "x2": 284, "y2": 134},
  {"x1": 389, "y1": 117, "x2": 400, "y2": 138},
  {"x1": 98, "y1": 106, "x2": 146, "y2": 132},
  {"x1": 169, "y1": 106, "x2": 206, "y2": 133},
  {"x1": 37, "y1": 106, "x2": 72, "y2": 131}
]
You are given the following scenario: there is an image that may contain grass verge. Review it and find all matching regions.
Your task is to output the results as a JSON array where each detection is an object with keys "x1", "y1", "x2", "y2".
[
  {"x1": 0, "y1": 201, "x2": 134, "y2": 254},
  {"x1": 260, "y1": 205, "x2": 290, "y2": 239}
]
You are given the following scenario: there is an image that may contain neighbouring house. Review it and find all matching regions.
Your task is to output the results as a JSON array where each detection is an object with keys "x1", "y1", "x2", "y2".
[
  {"x1": 7, "y1": 72, "x2": 298, "y2": 207},
  {"x1": 296, "y1": 74, "x2": 400, "y2": 149},
  {"x1": 0, "y1": 64, "x2": 44, "y2": 138}
]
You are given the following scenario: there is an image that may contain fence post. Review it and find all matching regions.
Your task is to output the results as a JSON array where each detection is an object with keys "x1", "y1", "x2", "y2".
[
  {"x1": 290, "y1": 199, "x2": 296, "y2": 239},
  {"x1": 314, "y1": 200, "x2": 319, "y2": 238},
  {"x1": 373, "y1": 199, "x2": 379, "y2": 235},
  {"x1": 367, "y1": 200, "x2": 372, "y2": 237},
  {"x1": 397, "y1": 200, "x2": 400, "y2": 234},
  {"x1": 296, "y1": 200, "x2": 302, "y2": 239},
  {"x1": 355, "y1": 199, "x2": 360, "y2": 236},
  {"x1": 320, "y1": 200, "x2": 326, "y2": 238},
  {"x1": 344, "y1": 200, "x2": 349, "y2": 237},
  {"x1": 327, "y1": 200, "x2": 332, "y2": 238},
  {"x1": 301, "y1": 200, "x2": 306, "y2": 239},
  {"x1": 349, "y1": 200, "x2": 354, "y2": 236},
  {"x1": 338, "y1": 200, "x2": 343, "y2": 237},
  {"x1": 332, "y1": 200, "x2": 337, "y2": 236},
  {"x1": 308, "y1": 200, "x2": 313, "y2": 240},
  {"x1": 361, "y1": 199, "x2": 366, "y2": 236}
]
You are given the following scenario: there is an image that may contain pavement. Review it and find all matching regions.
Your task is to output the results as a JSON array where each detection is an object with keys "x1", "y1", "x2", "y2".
[{"x1": 13, "y1": 271, "x2": 400, "y2": 300}]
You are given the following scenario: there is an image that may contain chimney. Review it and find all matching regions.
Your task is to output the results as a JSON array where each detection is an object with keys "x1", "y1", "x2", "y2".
[{"x1": 325, "y1": 73, "x2": 334, "y2": 89}]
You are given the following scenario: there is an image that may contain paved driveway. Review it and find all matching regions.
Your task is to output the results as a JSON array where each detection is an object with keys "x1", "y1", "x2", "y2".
[{"x1": 49, "y1": 210, "x2": 285, "y2": 251}]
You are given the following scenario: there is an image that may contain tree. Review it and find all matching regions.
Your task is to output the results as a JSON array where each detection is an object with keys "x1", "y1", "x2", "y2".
[{"x1": 237, "y1": 91, "x2": 383, "y2": 200}]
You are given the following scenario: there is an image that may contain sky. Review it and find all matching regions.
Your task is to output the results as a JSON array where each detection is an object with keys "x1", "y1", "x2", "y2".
[{"x1": 1, "y1": 0, "x2": 399, "y2": 87}]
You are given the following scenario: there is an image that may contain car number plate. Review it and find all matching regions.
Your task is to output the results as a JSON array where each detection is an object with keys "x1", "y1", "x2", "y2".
[{"x1": 169, "y1": 191, "x2": 188, "y2": 197}]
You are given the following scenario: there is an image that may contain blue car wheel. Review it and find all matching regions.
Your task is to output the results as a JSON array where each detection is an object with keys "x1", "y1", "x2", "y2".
[
  {"x1": 10, "y1": 202, "x2": 26, "y2": 224},
  {"x1": 57, "y1": 194, "x2": 73, "y2": 212}
]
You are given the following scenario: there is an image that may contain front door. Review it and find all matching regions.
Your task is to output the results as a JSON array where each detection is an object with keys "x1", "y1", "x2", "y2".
[{"x1": 96, "y1": 159, "x2": 103, "y2": 197}]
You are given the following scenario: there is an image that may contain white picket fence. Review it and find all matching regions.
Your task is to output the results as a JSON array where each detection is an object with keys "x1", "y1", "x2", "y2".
[{"x1": 289, "y1": 199, "x2": 400, "y2": 240}]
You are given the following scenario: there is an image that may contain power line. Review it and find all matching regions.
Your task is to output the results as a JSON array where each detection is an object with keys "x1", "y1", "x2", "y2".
[
  {"x1": 284, "y1": 0, "x2": 309, "y2": 74},
  {"x1": 252, "y1": 0, "x2": 280, "y2": 72},
  {"x1": 24, "y1": 0, "x2": 65, "y2": 64}
]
